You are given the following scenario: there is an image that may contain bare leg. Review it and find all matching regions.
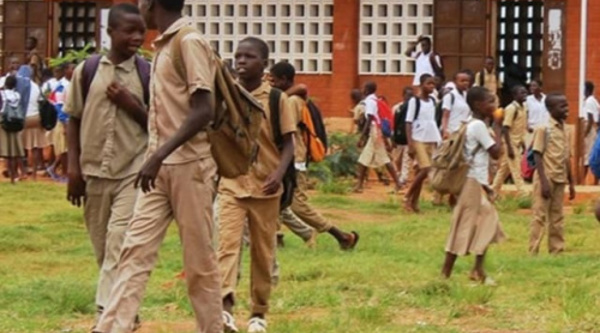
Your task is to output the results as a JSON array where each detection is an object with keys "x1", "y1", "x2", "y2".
[
  {"x1": 354, "y1": 165, "x2": 368, "y2": 192},
  {"x1": 470, "y1": 251, "x2": 487, "y2": 282},
  {"x1": 441, "y1": 252, "x2": 458, "y2": 278},
  {"x1": 384, "y1": 162, "x2": 401, "y2": 191},
  {"x1": 404, "y1": 168, "x2": 429, "y2": 212}
]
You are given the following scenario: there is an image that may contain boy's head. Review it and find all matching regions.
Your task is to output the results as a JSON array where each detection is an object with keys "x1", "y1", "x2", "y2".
[
  {"x1": 26, "y1": 36, "x2": 38, "y2": 51},
  {"x1": 52, "y1": 66, "x2": 64, "y2": 80},
  {"x1": 467, "y1": 86, "x2": 495, "y2": 118},
  {"x1": 8, "y1": 56, "x2": 21, "y2": 74},
  {"x1": 420, "y1": 74, "x2": 436, "y2": 95},
  {"x1": 454, "y1": 70, "x2": 471, "y2": 92},
  {"x1": 512, "y1": 85, "x2": 527, "y2": 103},
  {"x1": 108, "y1": 3, "x2": 146, "y2": 59},
  {"x1": 484, "y1": 56, "x2": 495, "y2": 72},
  {"x1": 363, "y1": 81, "x2": 377, "y2": 96},
  {"x1": 585, "y1": 81, "x2": 595, "y2": 97},
  {"x1": 545, "y1": 93, "x2": 568, "y2": 122},
  {"x1": 529, "y1": 79, "x2": 543, "y2": 95},
  {"x1": 402, "y1": 86, "x2": 414, "y2": 102},
  {"x1": 139, "y1": 0, "x2": 184, "y2": 30},
  {"x1": 4, "y1": 75, "x2": 17, "y2": 90},
  {"x1": 419, "y1": 36, "x2": 432, "y2": 54},
  {"x1": 269, "y1": 62, "x2": 295, "y2": 91},
  {"x1": 234, "y1": 37, "x2": 269, "y2": 82},
  {"x1": 62, "y1": 62, "x2": 76, "y2": 81},
  {"x1": 350, "y1": 89, "x2": 363, "y2": 104}
]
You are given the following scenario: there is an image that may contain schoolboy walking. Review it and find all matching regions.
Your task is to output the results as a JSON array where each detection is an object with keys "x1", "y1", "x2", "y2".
[
  {"x1": 94, "y1": 0, "x2": 223, "y2": 332},
  {"x1": 392, "y1": 87, "x2": 415, "y2": 187},
  {"x1": 442, "y1": 86, "x2": 505, "y2": 284},
  {"x1": 441, "y1": 70, "x2": 472, "y2": 139},
  {"x1": 65, "y1": 3, "x2": 149, "y2": 325},
  {"x1": 474, "y1": 56, "x2": 502, "y2": 107},
  {"x1": 491, "y1": 85, "x2": 528, "y2": 195},
  {"x1": 218, "y1": 38, "x2": 295, "y2": 333},
  {"x1": 269, "y1": 61, "x2": 359, "y2": 250},
  {"x1": 529, "y1": 94, "x2": 575, "y2": 255}
]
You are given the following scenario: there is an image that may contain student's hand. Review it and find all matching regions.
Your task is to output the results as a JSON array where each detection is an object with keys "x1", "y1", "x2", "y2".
[
  {"x1": 384, "y1": 140, "x2": 393, "y2": 153},
  {"x1": 541, "y1": 179, "x2": 551, "y2": 200},
  {"x1": 135, "y1": 153, "x2": 163, "y2": 194},
  {"x1": 262, "y1": 171, "x2": 283, "y2": 195},
  {"x1": 507, "y1": 147, "x2": 515, "y2": 160},
  {"x1": 569, "y1": 184, "x2": 576, "y2": 201},
  {"x1": 67, "y1": 171, "x2": 86, "y2": 207},
  {"x1": 442, "y1": 130, "x2": 450, "y2": 140},
  {"x1": 106, "y1": 82, "x2": 141, "y2": 112}
]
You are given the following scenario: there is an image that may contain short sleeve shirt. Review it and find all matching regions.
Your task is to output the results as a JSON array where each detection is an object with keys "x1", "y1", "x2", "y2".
[
  {"x1": 584, "y1": 96, "x2": 600, "y2": 123},
  {"x1": 64, "y1": 56, "x2": 148, "y2": 180},
  {"x1": 411, "y1": 51, "x2": 442, "y2": 86},
  {"x1": 502, "y1": 101, "x2": 528, "y2": 145},
  {"x1": 148, "y1": 17, "x2": 216, "y2": 165},
  {"x1": 526, "y1": 94, "x2": 549, "y2": 129},
  {"x1": 406, "y1": 97, "x2": 442, "y2": 143},
  {"x1": 532, "y1": 117, "x2": 569, "y2": 183},
  {"x1": 219, "y1": 82, "x2": 296, "y2": 199},
  {"x1": 289, "y1": 95, "x2": 308, "y2": 164},
  {"x1": 364, "y1": 94, "x2": 379, "y2": 121},
  {"x1": 353, "y1": 102, "x2": 365, "y2": 122},
  {"x1": 465, "y1": 119, "x2": 496, "y2": 185},
  {"x1": 442, "y1": 89, "x2": 471, "y2": 134}
]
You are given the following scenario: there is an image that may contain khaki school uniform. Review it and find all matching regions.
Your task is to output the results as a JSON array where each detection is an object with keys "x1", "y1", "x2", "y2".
[
  {"x1": 492, "y1": 101, "x2": 527, "y2": 194},
  {"x1": 218, "y1": 81, "x2": 295, "y2": 315},
  {"x1": 95, "y1": 18, "x2": 222, "y2": 333},
  {"x1": 64, "y1": 55, "x2": 148, "y2": 311},
  {"x1": 474, "y1": 69, "x2": 502, "y2": 108},
  {"x1": 530, "y1": 117, "x2": 569, "y2": 254}
]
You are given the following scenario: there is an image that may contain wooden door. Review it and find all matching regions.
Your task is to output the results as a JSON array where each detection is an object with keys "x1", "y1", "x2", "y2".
[
  {"x1": 433, "y1": 0, "x2": 489, "y2": 78},
  {"x1": 1, "y1": 0, "x2": 49, "y2": 72}
]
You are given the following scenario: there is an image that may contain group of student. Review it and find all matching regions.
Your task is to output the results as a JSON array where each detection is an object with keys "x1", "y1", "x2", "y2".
[{"x1": 0, "y1": 46, "x2": 74, "y2": 184}]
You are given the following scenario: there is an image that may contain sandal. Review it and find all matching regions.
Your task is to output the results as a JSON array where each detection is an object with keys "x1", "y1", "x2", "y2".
[
  {"x1": 223, "y1": 311, "x2": 239, "y2": 333},
  {"x1": 340, "y1": 231, "x2": 360, "y2": 251}
]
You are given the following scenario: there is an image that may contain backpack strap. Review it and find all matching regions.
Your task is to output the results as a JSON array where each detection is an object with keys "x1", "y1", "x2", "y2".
[
  {"x1": 81, "y1": 54, "x2": 102, "y2": 105},
  {"x1": 269, "y1": 88, "x2": 283, "y2": 150},
  {"x1": 413, "y1": 96, "x2": 421, "y2": 122},
  {"x1": 429, "y1": 52, "x2": 444, "y2": 77},
  {"x1": 134, "y1": 55, "x2": 151, "y2": 106},
  {"x1": 171, "y1": 26, "x2": 198, "y2": 84},
  {"x1": 479, "y1": 69, "x2": 485, "y2": 87}
]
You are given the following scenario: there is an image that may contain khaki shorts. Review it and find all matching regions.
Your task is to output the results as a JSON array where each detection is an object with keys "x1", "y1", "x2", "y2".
[{"x1": 413, "y1": 141, "x2": 436, "y2": 169}]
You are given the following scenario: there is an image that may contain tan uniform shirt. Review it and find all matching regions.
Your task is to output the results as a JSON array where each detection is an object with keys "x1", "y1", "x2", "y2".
[
  {"x1": 219, "y1": 82, "x2": 296, "y2": 199},
  {"x1": 474, "y1": 69, "x2": 503, "y2": 93},
  {"x1": 532, "y1": 117, "x2": 569, "y2": 184},
  {"x1": 503, "y1": 101, "x2": 528, "y2": 146},
  {"x1": 148, "y1": 17, "x2": 216, "y2": 164},
  {"x1": 64, "y1": 56, "x2": 147, "y2": 180},
  {"x1": 289, "y1": 95, "x2": 308, "y2": 164}
]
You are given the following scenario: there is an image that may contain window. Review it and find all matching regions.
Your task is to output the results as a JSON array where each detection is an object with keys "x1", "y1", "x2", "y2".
[
  {"x1": 359, "y1": 0, "x2": 433, "y2": 75},
  {"x1": 58, "y1": 2, "x2": 97, "y2": 56},
  {"x1": 185, "y1": 0, "x2": 334, "y2": 74}
]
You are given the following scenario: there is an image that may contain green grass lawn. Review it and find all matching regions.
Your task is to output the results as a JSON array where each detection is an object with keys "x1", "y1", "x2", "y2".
[{"x1": 1, "y1": 182, "x2": 600, "y2": 333}]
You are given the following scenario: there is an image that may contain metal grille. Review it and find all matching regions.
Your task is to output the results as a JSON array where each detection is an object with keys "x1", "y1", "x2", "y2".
[
  {"x1": 497, "y1": 0, "x2": 544, "y2": 83},
  {"x1": 58, "y1": 1, "x2": 97, "y2": 56}
]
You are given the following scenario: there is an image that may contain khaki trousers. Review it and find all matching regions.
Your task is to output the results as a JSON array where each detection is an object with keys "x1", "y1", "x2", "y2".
[
  {"x1": 95, "y1": 159, "x2": 222, "y2": 333},
  {"x1": 84, "y1": 174, "x2": 137, "y2": 309},
  {"x1": 529, "y1": 174, "x2": 566, "y2": 254},
  {"x1": 290, "y1": 171, "x2": 333, "y2": 233},
  {"x1": 218, "y1": 194, "x2": 279, "y2": 315},
  {"x1": 491, "y1": 143, "x2": 526, "y2": 194},
  {"x1": 280, "y1": 207, "x2": 313, "y2": 241}
]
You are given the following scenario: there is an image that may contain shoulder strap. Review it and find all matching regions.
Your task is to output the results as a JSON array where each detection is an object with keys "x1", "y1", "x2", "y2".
[
  {"x1": 479, "y1": 69, "x2": 485, "y2": 87},
  {"x1": 134, "y1": 55, "x2": 151, "y2": 106},
  {"x1": 171, "y1": 26, "x2": 198, "y2": 83},
  {"x1": 81, "y1": 54, "x2": 102, "y2": 104},
  {"x1": 269, "y1": 88, "x2": 283, "y2": 150},
  {"x1": 450, "y1": 93, "x2": 455, "y2": 108},
  {"x1": 413, "y1": 96, "x2": 421, "y2": 121}
]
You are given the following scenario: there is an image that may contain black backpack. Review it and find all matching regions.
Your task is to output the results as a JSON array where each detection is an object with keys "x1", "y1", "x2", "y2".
[
  {"x1": 306, "y1": 100, "x2": 328, "y2": 150},
  {"x1": 394, "y1": 96, "x2": 437, "y2": 144},
  {"x1": 269, "y1": 88, "x2": 296, "y2": 211},
  {"x1": 0, "y1": 91, "x2": 25, "y2": 132},
  {"x1": 39, "y1": 97, "x2": 58, "y2": 130}
]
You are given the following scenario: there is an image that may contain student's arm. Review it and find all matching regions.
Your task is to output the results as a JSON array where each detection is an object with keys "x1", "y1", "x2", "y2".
[
  {"x1": 405, "y1": 98, "x2": 416, "y2": 157},
  {"x1": 67, "y1": 118, "x2": 85, "y2": 207},
  {"x1": 502, "y1": 104, "x2": 516, "y2": 159},
  {"x1": 136, "y1": 90, "x2": 213, "y2": 193},
  {"x1": 567, "y1": 159, "x2": 575, "y2": 200},
  {"x1": 502, "y1": 126, "x2": 514, "y2": 159},
  {"x1": 404, "y1": 37, "x2": 420, "y2": 57},
  {"x1": 106, "y1": 82, "x2": 148, "y2": 132},
  {"x1": 285, "y1": 84, "x2": 308, "y2": 100}
]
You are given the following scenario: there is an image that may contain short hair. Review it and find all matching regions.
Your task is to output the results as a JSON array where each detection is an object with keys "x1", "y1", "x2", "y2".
[
  {"x1": 585, "y1": 81, "x2": 595, "y2": 96},
  {"x1": 41, "y1": 68, "x2": 53, "y2": 79},
  {"x1": 270, "y1": 62, "x2": 295, "y2": 81},
  {"x1": 545, "y1": 93, "x2": 565, "y2": 110},
  {"x1": 156, "y1": 0, "x2": 185, "y2": 13},
  {"x1": 27, "y1": 36, "x2": 38, "y2": 46},
  {"x1": 419, "y1": 36, "x2": 432, "y2": 44},
  {"x1": 530, "y1": 79, "x2": 543, "y2": 87},
  {"x1": 4, "y1": 75, "x2": 17, "y2": 89},
  {"x1": 454, "y1": 69, "x2": 472, "y2": 80},
  {"x1": 239, "y1": 37, "x2": 269, "y2": 61},
  {"x1": 420, "y1": 73, "x2": 433, "y2": 85},
  {"x1": 511, "y1": 85, "x2": 526, "y2": 95},
  {"x1": 364, "y1": 81, "x2": 377, "y2": 94},
  {"x1": 108, "y1": 3, "x2": 140, "y2": 28},
  {"x1": 351, "y1": 89, "x2": 362, "y2": 102},
  {"x1": 466, "y1": 86, "x2": 490, "y2": 111}
]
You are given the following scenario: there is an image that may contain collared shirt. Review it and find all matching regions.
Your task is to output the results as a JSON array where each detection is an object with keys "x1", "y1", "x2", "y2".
[
  {"x1": 289, "y1": 95, "x2": 308, "y2": 167},
  {"x1": 219, "y1": 81, "x2": 296, "y2": 199},
  {"x1": 364, "y1": 93, "x2": 379, "y2": 121},
  {"x1": 64, "y1": 56, "x2": 148, "y2": 180},
  {"x1": 584, "y1": 96, "x2": 600, "y2": 123},
  {"x1": 411, "y1": 51, "x2": 442, "y2": 86},
  {"x1": 532, "y1": 117, "x2": 569, "y2": 184},
  {"x1": 406, "y1": 96, "x2": 442, "y2": 143},
  {"x1": 526, "y1": 94, "x2": 549, "y2": 129},
  {"x1": 442, "y1": 88, "x2": 471, "y2": 134},
  {"x1": 148, "y1": 17, "x2": 216, "y2": 165},
  {"x1": 465, "y1": 118, "x2": 496, "y2": 185},
  {"x1": 473, "y1": 69, "x2": 503, "y2": 93},
  {"x1": 502, "y1": 101, "x2": 528, "y2": 145}
]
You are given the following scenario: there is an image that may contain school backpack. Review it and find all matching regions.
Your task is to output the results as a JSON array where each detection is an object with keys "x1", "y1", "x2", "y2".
[
  {"x1": 0, "y1": 91, "x2": 25, "y2": 132},
  {"x1": 81, "y1": 54, "x2": 151, "y2": 106},
  {"x1": 306, "y1": 100, "x2": 328, "y2": 150},
  {"x1": 171, "y1": 26, "x2": 265, "y2": 179},
  {"x1": 270, "y1": 88, "x2": 296, "y2": 211},
  {"x1": 298, "y1": 100, "x2": 327, "y2": 163},
  {"x1": 39, "y1": 96, "x2": 58, "y2": 130},
  {"x1": 376, "y1": 98, "x2": 394, "y2": 138},
  {"x1": 589, "y1": 132, "x2": 600, "y2": 178},
  {"x1": 430, "y1": 120, "x2": 479, "y2": 195},
  {"x1": 393, "y1": 103, "x2": 409, "y2": 145}
]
